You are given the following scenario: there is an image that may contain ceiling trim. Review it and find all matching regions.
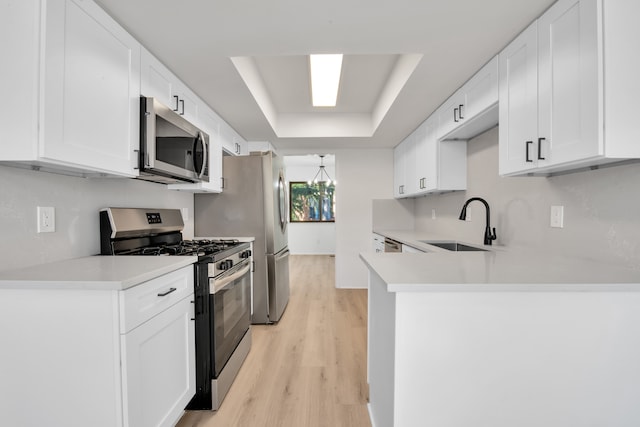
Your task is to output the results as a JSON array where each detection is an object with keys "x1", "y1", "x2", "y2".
[{"x1": 231, "y1": 53, "x2": 422, "y2": 138}]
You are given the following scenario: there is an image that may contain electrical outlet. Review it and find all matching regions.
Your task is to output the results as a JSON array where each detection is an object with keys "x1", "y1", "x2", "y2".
[
  {"x1": 37, "y1": 206, "x2": 55, "y2": 233},
  {"x1": 550, "y1": 205, "x2": 564, "y2": 228},
  {"x1": 431, "y1": 209, "x2": 436, "y2": 220}
]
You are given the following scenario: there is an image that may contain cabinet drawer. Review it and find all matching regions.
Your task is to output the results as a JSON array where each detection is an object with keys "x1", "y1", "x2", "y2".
[{"x1": 120, "y1": 266, "x2": 194, "y2": 333}]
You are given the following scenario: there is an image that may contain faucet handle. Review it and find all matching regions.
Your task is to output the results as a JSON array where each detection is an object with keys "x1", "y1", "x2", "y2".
[{"x1": 490, "y1": 227, "x2": 497, "y2": 241}]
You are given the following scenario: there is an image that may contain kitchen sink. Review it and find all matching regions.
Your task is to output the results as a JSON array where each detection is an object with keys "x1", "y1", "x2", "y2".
[{"x1": 419, "y1": 240, "x2": 488, "y2": 252}]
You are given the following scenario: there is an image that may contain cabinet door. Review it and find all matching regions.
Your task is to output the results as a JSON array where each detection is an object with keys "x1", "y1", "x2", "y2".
[
  {"x1": 199, "y1": 107, "x2": 223, "y2": 192},
  {"x1": 414, "y1": 118, "x2": 437, "y2": 194},
  {"x1": 498, "y1": 21, "x2": 540, "y2": 175},
  {"x1": 402, "y1": 244, "x2": 423, "y2": 253},
  {"x1": 403, "y1": 133, "x2": 417, "y2": 196},
  {"x1": 537, "y1": 0, "x2": 600, "y2": 166},
  {"x1": 464, "y1": 56, "x2": 499, "y2": 119},
  {"x1": 121, "y1": 297, "x2": 195, "y2": 427},
  {"x1": 393, "y1": 139, "x2": 407, "y2": 198},
  {"x1": 140, "y1": 48, "x2": 175, "y2": 109},
  {"x1": 235, "y1": 136, "x2": 248, "y2": 155},
  {"x1": 0, "y1": 0, "x2": 40, "y2": 160},
  {"x1": 372, "y1": 233, "x2": 385, "y2": 253},
  {"x1": 436, "y1": 89, "x2": 466, "y2": 139},
  {"x1": 174, "y1": 82, "x2": 200, "y2": 123},
  {"x1": 219, "y1": 121, "x2": 237, "y2": 154},
  {"x1": 43, "y1": 0, "x2": 140, "y2": 177}
]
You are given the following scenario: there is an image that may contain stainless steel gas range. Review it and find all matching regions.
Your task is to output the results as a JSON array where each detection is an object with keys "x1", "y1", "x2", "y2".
[{"x1": 100, "y1": 207, "x2": 252, "y2": 411}]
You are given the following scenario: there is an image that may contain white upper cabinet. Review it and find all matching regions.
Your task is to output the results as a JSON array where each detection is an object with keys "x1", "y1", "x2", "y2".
[
  {"x1": 141, "y1": 47, "x2": 229, "y2": 192},
  {"x1": 436, "y1": 88, "x2": 466, "y2": 139},
  {"x1": 140, "y1": 47, "x2": 200, "y2": 125},
  {"x1": 394, "y1": 115, "x2": 466, "y2": 199},
  {"x1": 220, "y1": 120, "x2": 247, "y2": 156},
  {"x1": 437, "y1": 56, "x2": 499, "y2": 141},
  {"x1": 1, "y1": 0, "x2": 141, "y2": 177},
  {"x1": 499, "y1": 0, "x2": 640, "y2": 176},
  {"x1": 140, "y1": 48, "x2": 175, "y2": 109},
  {"x1": 393, "y1": 136, "x2": 410, "y2": 198},
  {"x1": 414, "y1": 120, "x2": 436, "y2": 194},
  {"x1": 235, "y1": 136, "x2": 248, "y2": 155},
  {"x1": 498, "y1": 22, "x2": 540, "y2": 175}
]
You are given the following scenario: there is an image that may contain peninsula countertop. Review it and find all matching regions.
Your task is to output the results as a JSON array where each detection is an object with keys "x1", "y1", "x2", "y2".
[
  {"x1": 362, "y1": 229, "x2": 640, "y2": 292},
  {"x1": 0, "y1": 255, "x2": 197, "y2": 291}
]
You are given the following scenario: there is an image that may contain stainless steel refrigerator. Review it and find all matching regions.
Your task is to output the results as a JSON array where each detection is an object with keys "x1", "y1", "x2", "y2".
[{"x1": 194, "y1": 152, "x2": 290, "y2": 324}]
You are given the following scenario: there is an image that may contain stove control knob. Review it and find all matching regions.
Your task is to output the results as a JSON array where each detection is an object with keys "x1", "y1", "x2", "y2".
[
  {"x1": 219, "y1": 260, "x2": 233, "y2": 270},
  {"x1": 240, "y1": 250, "x2": 252, "y2": 259}
]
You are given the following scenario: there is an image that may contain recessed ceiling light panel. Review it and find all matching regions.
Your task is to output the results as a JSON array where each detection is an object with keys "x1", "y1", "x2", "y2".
[{"x1": 310, "y1": 54, "x2": 343, "y2": 107}]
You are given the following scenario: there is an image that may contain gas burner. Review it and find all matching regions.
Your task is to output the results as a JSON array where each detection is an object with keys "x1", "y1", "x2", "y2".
[
  {"x1": 140, "y1": 247, "x2": 165, "y2": 256},
  {"x1": 120, "y1": 240, "x2": 244, "y2": 257}
]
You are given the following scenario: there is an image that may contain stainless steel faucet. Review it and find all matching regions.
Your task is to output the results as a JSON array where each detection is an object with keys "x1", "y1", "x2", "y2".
[{"x1": 459, "y1": 197, "x2": 497, "y2": 245}]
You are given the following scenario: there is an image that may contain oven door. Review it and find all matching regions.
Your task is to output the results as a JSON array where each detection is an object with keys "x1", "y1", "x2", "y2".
[{"x1": 209, "y1": 259, "x2": 251, "y2": 378}]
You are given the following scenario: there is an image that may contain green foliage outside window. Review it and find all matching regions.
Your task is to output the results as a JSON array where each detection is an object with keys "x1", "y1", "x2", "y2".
[{"x1": 289, "y1": 182, "x2": 335, "y2": 222}]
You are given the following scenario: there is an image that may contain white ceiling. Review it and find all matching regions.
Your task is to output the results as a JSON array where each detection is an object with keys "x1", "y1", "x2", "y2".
[{"x1": 95, "y1": 0, "x2": 556, "y2": 151}]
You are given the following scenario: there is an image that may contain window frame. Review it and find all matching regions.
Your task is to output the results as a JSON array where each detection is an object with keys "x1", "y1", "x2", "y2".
[{"x1": 288, "y1": 181, "x2": 336, "y2": 223}]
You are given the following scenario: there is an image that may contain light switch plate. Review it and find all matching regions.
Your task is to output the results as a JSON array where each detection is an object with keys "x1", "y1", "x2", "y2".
[
  {"x1": 550, "y1": 205, "x2": 564, "y2": 228},
  {"x1": 37, "y1": 206, "x2": 55, "y2": 233}
]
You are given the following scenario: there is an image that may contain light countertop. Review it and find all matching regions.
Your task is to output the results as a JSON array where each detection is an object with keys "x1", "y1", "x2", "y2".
[
  {"x1": 0, "y1": 256, "x2": 197, "y2": 291},
  {"x1": 363, "y1": 229, "x2": 640, "y2": 292}
]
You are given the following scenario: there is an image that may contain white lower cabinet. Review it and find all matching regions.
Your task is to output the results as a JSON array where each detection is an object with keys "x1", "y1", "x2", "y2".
[
  {"x1": 120, "y1": 266, "x2": 196, "y2": 427},
  {"x1": 401, "y1": 244, "x2": 423, "y2": 253},
  {"x1": 373, "y1": 233, "x2": 385, "y2": 253},
  {"x1": 122, "y1": 297, "x2": 195, "y2": 427},
  {"x1": 0, "y1": 265, "x2": 195, "y2": 427}
]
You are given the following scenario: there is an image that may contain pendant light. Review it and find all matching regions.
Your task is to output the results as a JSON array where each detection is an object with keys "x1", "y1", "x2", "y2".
[{"x1": 307, "y1": 155, "x2": 335, "y2": 185}]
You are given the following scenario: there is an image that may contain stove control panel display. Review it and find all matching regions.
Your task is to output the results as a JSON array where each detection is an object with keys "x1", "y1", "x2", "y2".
[{"x1": 146, "y1": 212, "x2": 162, "y2": 224}]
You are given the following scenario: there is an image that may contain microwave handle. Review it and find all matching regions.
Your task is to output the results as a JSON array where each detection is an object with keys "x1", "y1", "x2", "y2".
[{"x1": 193, "y1": 131, "x2": 208, "y2": 179}]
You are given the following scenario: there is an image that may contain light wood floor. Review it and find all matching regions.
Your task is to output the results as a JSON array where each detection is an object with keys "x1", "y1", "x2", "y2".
[{"x1": 176, "y1": 255, "x2": 371, "y2": 427}]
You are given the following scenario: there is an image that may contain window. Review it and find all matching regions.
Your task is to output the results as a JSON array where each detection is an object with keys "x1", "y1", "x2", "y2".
[{"x1": 289, "y1": 182, "x2": 335, "y2": 222}]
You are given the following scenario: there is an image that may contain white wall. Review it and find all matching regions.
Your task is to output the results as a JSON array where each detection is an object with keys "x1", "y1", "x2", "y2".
[
  {"x1": 0, "y1": 165, "x2": 194, "y2": 271},
  {"x1": 334, "y1": 149, "x2": 394, "y2": 288},
  {"x1": 287, "y1": 222, "x2": 336, "y2": 255},
  {"x1": 411, "y1": 126, "x2": 640, "y2": 269},
  {"x1": 284, "y1": 156, "x2": 336, "y2": 255},
  {"x1": 280, "y1": 148, "x2": 395, "y2": 289}
]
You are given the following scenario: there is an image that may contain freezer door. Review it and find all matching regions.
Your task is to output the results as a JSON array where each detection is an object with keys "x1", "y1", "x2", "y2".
[{"x1": 267, "y1": 247, "x2": 290, "y2": 322}]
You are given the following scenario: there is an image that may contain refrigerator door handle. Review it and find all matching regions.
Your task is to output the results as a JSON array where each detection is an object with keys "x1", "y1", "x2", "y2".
[
  {"x1": 275, "y1": 248, "x2": 290, "y2": 261},
  {"x1": 277, "y1": 171, "x2": 287, "y2": 233}
]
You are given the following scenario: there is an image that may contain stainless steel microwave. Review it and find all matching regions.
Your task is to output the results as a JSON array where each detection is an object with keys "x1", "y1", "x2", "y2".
[{"x1": 138, "y1": 96, "x2": 210, "y2": 184}]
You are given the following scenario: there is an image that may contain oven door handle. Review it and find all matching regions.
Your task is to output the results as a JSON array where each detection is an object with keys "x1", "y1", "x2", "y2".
[{"x1": 211, "y1": 262, "x2": 251, "y2": 294}]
